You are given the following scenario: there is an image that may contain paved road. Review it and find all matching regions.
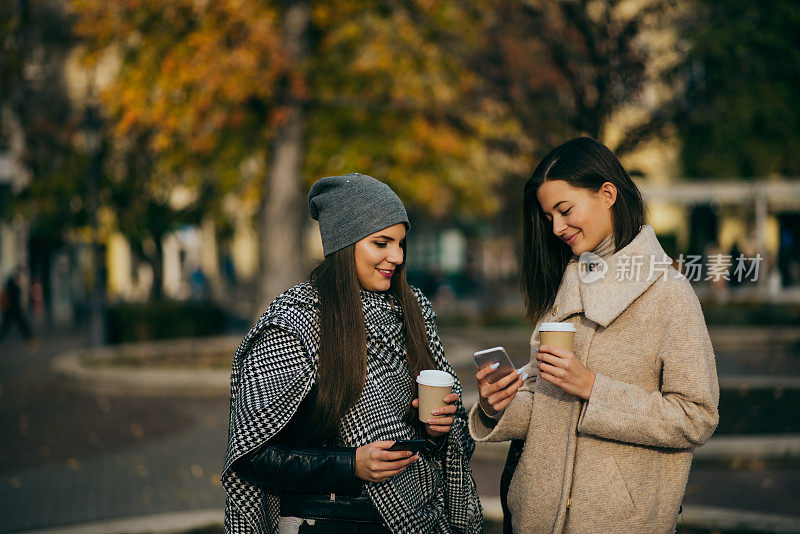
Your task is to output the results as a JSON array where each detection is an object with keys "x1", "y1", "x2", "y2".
[
  {"x1": 1, "y1": 328, "x2": 226, "y2": 533},
  {"x1": 1, "y1": 324, "x2": 799, "y2": 532}
]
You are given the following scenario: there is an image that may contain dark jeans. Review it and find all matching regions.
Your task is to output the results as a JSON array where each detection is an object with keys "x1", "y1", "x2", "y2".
[
  {"x1": 501, "y1": 439, "x2": 525, "y2": 534},
  {"x1": 297, "y1": 519, "x2": 389, "y2": 534}
]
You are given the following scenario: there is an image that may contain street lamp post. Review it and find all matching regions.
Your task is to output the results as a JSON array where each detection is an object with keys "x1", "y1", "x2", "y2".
[{"x1": 83, "y1": 105, "x2": 105, "y2": 346}]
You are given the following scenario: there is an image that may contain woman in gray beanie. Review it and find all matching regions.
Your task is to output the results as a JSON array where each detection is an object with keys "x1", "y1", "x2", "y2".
[{"x1": 222, "y1": 173, "x2": 482, "y2": 534}]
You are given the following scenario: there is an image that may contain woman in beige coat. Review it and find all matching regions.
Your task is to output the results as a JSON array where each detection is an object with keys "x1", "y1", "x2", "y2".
[{"x1": 470, "y1": 137, "x2": 719, "y2": 533}]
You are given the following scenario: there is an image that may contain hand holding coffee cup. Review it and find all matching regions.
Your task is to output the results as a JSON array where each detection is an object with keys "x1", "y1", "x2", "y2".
[
  {"x1": 414, "y1": 370, "x2": 458, "y2": 437},
  {"x1": 536, "y1": 322, "x2": 595, "y2": 400}
]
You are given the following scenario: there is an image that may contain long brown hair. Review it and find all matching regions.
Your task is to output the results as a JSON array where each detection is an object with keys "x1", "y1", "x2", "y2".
[
  {"x1": 310, "y1": 238, "x2": 435, "y2": 439},
  {"x1": 522, "y1": 137, "x2": 644, "y2": 323}
]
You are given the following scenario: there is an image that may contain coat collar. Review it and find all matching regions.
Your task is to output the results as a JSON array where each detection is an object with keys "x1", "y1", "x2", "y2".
[{"x1": 548, "y1": 225, "x2": 671, "y2": 327}]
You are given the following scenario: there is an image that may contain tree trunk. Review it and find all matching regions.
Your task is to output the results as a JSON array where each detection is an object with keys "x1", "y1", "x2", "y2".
[
  {"x1": 259, "y1": 0, "x2": 310, "y2": 308},
  {"x1": 149, "y1": 237, "x2": 164, "y2": 301}
]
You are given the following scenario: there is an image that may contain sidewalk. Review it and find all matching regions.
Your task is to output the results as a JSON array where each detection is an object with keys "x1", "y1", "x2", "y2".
[
  {"x1": 1, "y1": 329, "x2": 225, "y2": 533},
  {"x1": 2, "y1": 325, "x2": 800, "y2": 532}
]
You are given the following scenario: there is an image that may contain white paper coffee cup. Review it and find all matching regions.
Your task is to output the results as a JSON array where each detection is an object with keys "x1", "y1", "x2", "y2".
[
  {"x1": 539, "y1": 322, "x2": 576, "y2": 352},
  {"x1": 416, "y1": 370, "x2": 455, "y2": 423}
]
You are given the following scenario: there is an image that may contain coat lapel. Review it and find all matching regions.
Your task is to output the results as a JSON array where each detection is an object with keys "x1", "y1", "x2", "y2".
[
  {"x1": 548, "y1": 225, "x2": 672, "y2": 328},
  {"x1": 548, "y1": 262, "x2": 584, "y2": 322},
  {"x1": 582, "y1": 225, "x2": 672, "y2": 327}
]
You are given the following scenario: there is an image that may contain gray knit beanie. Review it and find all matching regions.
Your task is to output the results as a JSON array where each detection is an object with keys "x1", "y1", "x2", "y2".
[{"x1": 309, "y1": 173, "x2": 410, "y2": 257}]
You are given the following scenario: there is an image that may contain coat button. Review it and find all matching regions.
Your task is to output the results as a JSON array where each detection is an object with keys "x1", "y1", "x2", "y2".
[
  {"x1": 567, "y1": 497, "x2": 572, "y2": 508},
  {"x1": 552, "y1": 305, "x2": 559, "y2": 316}
]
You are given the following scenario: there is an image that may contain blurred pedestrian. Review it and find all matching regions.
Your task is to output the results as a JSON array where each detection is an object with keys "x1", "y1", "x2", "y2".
[
  {"x1": 190, "y1": 266, "x2": 207, "y2": 301},
  {"x1": 0, "y1": 271, "x2": 37, "y2": 351},
  {"x1": 471, "y1": 137, "x2": 719, "y2": 533},
  {"x1": 222, "y1": 173, "x2": 482, "y2": 534}
]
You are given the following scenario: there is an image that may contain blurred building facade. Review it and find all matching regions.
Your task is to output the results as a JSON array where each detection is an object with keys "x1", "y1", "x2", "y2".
[
  {"x1": 0, "y1": 104, "x2": 30, "y2": 283},
  {"x1": 639, "y1": 180, "x2": 800, "y2": 297}
]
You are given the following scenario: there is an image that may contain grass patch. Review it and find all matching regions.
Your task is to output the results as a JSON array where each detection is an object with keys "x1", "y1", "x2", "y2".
[
  {"x1": 86, "y1": 350, "x2": 232, "y2": 369},
  {"x1": 701, "y1": 300, "x2": 800, "y2": 326},
  {"x1": 106, "y1": 300, "x2": 228, "y2": 343}
]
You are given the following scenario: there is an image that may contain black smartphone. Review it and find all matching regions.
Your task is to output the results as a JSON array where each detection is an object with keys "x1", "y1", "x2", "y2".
[{"x1": 387, "y1": 439, "x2": 427, "y2": 453}]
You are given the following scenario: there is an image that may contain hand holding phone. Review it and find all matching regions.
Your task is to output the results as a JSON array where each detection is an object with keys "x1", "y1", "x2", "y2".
[
  {"x1": 473, "y1": 346, "x2": 516, "y2": 383},
  {"x1": 474, "y1": 346, "x2": 526, "y2": 418},
  {"x1": 355, "y1": 441, "x2": 419, "y2": 483}
]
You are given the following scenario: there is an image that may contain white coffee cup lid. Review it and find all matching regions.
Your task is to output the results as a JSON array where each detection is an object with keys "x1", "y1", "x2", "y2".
[
  {"x1": 539, "y1": 322, "x2": 576, "y2": 332},
  {"x1": 416, "y1": 370, "x2": 455, "y2": 387}
]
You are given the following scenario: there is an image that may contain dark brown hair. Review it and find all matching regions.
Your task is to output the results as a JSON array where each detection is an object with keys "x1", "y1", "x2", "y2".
[
  {"x1": 522, "y1": 137, "x2": 644, "y2": 323},
  {"x1": 310, "y1": 238, "x2": 435, "y2": 439}
]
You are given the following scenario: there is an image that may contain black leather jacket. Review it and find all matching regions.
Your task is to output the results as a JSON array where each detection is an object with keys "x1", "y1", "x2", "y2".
[
  {"x1": 233, "y1": 387, "x2": 447, "y2": 523},
  {"x1": 232, "y1": 387, "x2": 381, "y2": 522}
]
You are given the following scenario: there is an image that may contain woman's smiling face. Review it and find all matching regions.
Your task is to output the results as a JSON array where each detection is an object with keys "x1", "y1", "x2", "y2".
[
  {"x1": 536, "y1": 179, "x2": 616, "y2": 256},
  {"x1": 353, "y1": 223, "x2": 406, "y2": 292}
]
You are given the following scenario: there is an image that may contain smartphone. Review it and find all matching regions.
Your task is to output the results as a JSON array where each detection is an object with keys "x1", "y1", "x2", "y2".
[
  {"x1": 473, "y1": 346, "x2": 516, "y2": 384},
  {"x1": 387, "y1": 439, "x2": 427, "y2": 453}
]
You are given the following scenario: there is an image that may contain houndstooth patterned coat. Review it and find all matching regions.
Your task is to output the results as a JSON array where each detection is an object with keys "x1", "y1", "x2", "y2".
[{"x1": 222, "y1": 282, "x2": 483, "y2": 533}]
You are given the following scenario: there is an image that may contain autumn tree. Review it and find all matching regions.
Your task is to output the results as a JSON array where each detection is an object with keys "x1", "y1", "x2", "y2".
[
  {"x1": 304, "y1": 2, "x2": 525, "y2": 217},
  {"x1": 676, "y1": 0, "x2": 800, "y2": 178},
  {"x1": 71, "y1": 0, "x2": 521, "y2": 306},
  {"x1": 369, "y1": 0, "x2": 675, "y2": 235},
  {"x1": 106, "y1": 130, "x2": 220, "y2": 299},
  {"x1": 470, "y1": 0, "x2": 676, "y2": 155},
  {"x1": 1, "y1": 0, "x2": 87, "y2": 319},
  {"x1": 73, "y1": 0, "x2": 291, "y2": 303}
]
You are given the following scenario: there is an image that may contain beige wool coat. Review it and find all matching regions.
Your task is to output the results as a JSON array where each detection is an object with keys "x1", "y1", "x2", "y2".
[{"x1": 469, "y1": 225, "x2": 719, "y2": 533}]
